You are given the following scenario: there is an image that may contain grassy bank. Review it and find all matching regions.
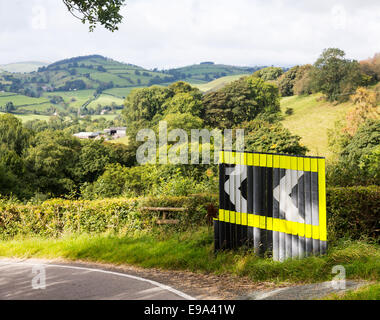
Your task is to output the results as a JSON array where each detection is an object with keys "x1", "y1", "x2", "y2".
[
  {"x1": 0, "y1": 227, "x2": 378, "y2": 284},
  {"x1": 324, "y1": 283, "x2": 380, "y2": 300},
  {"x1": 280, "y1": 94, "x2": 354, "y2": 158}
]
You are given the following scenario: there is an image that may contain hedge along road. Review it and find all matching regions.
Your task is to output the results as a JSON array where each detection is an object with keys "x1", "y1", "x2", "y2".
[{"x1": 0, "y1": 259, "x2": 195, "y2": 300}]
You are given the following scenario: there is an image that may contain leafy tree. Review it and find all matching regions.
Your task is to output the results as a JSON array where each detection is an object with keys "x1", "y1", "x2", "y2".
[
  {"x1": 311, "y1": 48, "x2": 362, "y2": 101},
  {"x1": 61, "y1": 79, "x2": 87, "y2": 91},
  {"x1": 63, "y1": 0, "x2": 126, "y2": 32},
  {"x1": 0, "y1": 145, "x2": 31, "y2": 198},
  {"x1": 340, "y1": 119, "x2": 380, "y2": 165},
  {"x1": 293, "y1": 64, "x2": 314, "y2": 95},
  {"x1": 0, "y1": 161, "x2": 19, "y2": 196},
  {"x1": 358, "y1": 145, "x2": 380, "y2": 183},
  {"x1": 97, "y1": 65, "x2": 107, "y2": 72},
  {"x1": 25, "y1": 130, "x2": 81, "y2": 196},
  {"x1": 277, "y1": 66, "x2": 299, "y2": 97},
  {"x1": 5, "y1": 102, "x2": 15, "y2": 113},
  {"x1": 75, "y1": 139, "x2": 113, "y2": 183},
  {"x1": 167, "y1": 81, "x2": 195, "y2": 94},
  {"x1": 163, "y1": 112, "x2": 204, "y2": 135},
  {"x1": 163, "y1": 92, "x2": 204, "y2": 117},
  {"x1": 237, "y1": 120, "x2": 308, "y2": 155},
  {"x1": 0, "y1": 114, "x2": 31, "y2": 156},
  {"x1": 327, "y1": 120, "x2": 380, "y2": 186},
  {"x1": 360, "y1": 53, "x2": 380, "y2": 84},
  {"x1": 81, "y1": 164, "x2": 160, "y2": 199},
  {"x1": 277, "y1": 65, "x2": 315, "y2": 97},
  {"x1": 74, "y1": 139, "x2": 135, "y2": 183},
  {"x1": 203, "y1": 76, "x2": 280, "y2": 129},
  {"x1": 253, "y1": 67, "x2": 284, "y2": 81},
  {"x1": 122, "y1": 86, "x2": 172, "y2": 124},
  {"x1": 0, "y1": 115, "x2": 33, "y2": 198},
  {"x1": 106, "y1": 142, "x2": 136, "y2": 167},
  {"x1": 344, "y1": 87, "x2": 380, "y2": 136}
]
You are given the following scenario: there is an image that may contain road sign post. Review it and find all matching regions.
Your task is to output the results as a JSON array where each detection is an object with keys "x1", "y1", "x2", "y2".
[{"x1": 214, "y1": 151, "x2": 327, "y2": 261}]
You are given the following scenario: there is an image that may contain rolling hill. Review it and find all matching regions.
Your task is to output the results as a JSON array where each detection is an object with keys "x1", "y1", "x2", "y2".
[
  {"x1": 194, "y1": 74, "x2": 249, "y2": 92},
  {"x1": 280, "y1": 94, "x2": 354, "y2": 159},
  {"x1": 165, "y1": 62, "x2": 259, "y2": 84},
  {"x1": 0, "y1": 55, "x2": 264, "y2": 118},
  {"x1": 0, "y1": 61, "x2": 49, "y2": 73}
]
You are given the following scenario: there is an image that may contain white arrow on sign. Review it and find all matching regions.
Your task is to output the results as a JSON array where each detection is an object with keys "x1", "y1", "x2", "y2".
[
  {"x1": 224, "y1": 166, "x2": 247, "y2": 213},
  {"x1": 273, "y1": 170, "x2": 305, "y2": 224}
]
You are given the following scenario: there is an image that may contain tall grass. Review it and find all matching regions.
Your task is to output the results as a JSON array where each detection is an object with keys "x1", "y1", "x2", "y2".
[
  {"x1": 324, "y1": 283, "x2": 380, "y2": 300},
  {"x1": 0, "y1": 227, "x2": 378, "y2": 284}
]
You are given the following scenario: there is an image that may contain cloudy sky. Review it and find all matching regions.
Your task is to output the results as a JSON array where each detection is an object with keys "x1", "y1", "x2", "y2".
[{"x1": 0, "y1": 0, "x2": 379, "y2": 69}]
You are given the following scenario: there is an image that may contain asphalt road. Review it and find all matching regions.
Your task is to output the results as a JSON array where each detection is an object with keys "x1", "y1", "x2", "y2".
[
  {"x1": 0, "y1": 259, "x2": 195, "y2": 300},
  {"x1": 240, "y1": 280, "x2": 368, "y2": 300}
]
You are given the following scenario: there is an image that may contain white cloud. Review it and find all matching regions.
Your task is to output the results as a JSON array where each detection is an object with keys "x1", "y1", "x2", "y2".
[{"x1": 0, "y1": 0, "x2": 379, "y2": 68}]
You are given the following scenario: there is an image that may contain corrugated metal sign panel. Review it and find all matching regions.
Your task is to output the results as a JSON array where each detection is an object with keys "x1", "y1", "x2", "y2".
[{"x1": 214, "y1": 151, "x2": 327, "y2": 261}]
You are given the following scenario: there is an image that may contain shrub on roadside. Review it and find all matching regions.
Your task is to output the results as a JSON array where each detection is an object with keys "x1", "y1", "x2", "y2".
[
  {"x1": 1, "y1": 185, "x2": 378, "y2": 244},
  {"x1": 327, "y1": 186, "x2": 380, "y2": 242},
  {"x1": 0, "y1": 194, "x2": 218, "y2": 239}
]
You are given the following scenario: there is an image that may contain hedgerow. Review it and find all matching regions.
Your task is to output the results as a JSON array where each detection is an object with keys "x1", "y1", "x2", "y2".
[
  {"x1": 0, "y1": 186, "x2": 378, "y2": 242},
  {"x1": 327, "y1": 186, "x2": 379, "y2": 242},
  {"x1": 0, "y1": 194, "x2": 218, "y2": 239}
]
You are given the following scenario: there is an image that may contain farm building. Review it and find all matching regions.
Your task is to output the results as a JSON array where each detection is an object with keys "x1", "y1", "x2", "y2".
[
  {"x1": 73, "y1": 132, "x2": 101, "y2": 139},
  {"x1": 104, "y1": 127, "x2": 127, "y2": 138}
]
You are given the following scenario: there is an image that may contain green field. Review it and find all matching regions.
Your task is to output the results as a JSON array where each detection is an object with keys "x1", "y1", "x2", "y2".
[
  {"x1": 86, "y1": 93, "x2": 125, "y2": 109},
  {"x1": 109, "y1": 136, "x2": 129, "y2": 144},
  {"x1": 0, "y1": 112, "x2": 51, "y2": 123},
  {"x1": 280, "y1": 94, "x2": 354, "y2": 158},
  {"x1": 0, "y1": 88, "x2": 125, "y2": 119},
  {"x1": 0, "y1": 92, "x2": 58, "y2": 113},
  {"x1": 43, "y1": 89, "x2": 96, "y2": 109},
  {"x1": 103, "y1": 86, "x2": 144, "y2": 99},
  {"x1": 0, "y1": 89, "x2": 125, "y2": 115},
  {"x1": 0, "y1": 93, "x2": 49, "y2": 107},
  {"x1": 0, "y1": 92, "x2": 17, "y2": 98},
  {"x1": 18, "y1": 103, "x2": 63, "y2": 113},
  {"x1": 90, "y1": 114, "x2": 120, "y2": 121},
  {"x1": 193, "y1": 74, "x2": 248, "y2": 92},
  {"x1": 0, "y1": 56, "x2": 264, "y2": 119}
]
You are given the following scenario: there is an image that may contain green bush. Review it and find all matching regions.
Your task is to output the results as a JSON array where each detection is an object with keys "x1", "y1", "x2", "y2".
[
  {"x1": 2, "y1": 186, "x2": 377, "y2": 244},
  {"x1": 327, "y1": 186, "x2": 380, "y2": 242},
  {"x1": 285, "y1": 108, "x2": 294, "y2": 115},
  {"x1": 81, "y1": 164, "x2": 219, "y2": 199},
  {"x1": 0, "y1": 194, "x2": 218, "y2": 239},
  {"x1": 327, "y1": 120, "x2": 380, "y2": 187},
  {"x1": 237, "y1": 120, "x2": 308, "y2": 155}
]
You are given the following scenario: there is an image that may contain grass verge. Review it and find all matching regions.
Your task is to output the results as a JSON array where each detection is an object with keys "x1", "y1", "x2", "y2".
[
  {"x1": 0, "y1": 227, "x2": 378, "y2": 284},
  {"x1": 323, "y1": 283, "x2": 380, "y2": 300}
]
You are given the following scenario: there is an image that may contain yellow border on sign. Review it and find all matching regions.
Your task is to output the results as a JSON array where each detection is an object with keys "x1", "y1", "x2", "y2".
[
  {"x1": 220, "y1": 151, "x2": 323, "y2": 173},
  {"x1": 217, "y1": 151, "x2": 327, "y2": 241},
  {"x1": 318, "y1": 158, "x2": 327, "y2": 241},
  {"x1": 216, "y1": 209, "x2": 322, "y2": 240}
]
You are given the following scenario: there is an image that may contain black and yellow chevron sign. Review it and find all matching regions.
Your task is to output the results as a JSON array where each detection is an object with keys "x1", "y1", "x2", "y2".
[{"x1": 214, "y1": 151, "x2": 327, "y2": 261}]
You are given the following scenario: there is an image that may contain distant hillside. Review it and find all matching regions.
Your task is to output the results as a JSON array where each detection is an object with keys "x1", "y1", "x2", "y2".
[
  {"x1": 280, "y1": 94, "x2": 354, "y2": 159},
  {"x1": 164, "y1": 63, "x2": 261, "y2": 84},
  {"x1": 0, "y1": 55, "x2": 263, "y2": 94},
  {"x1": 0, "y1": 55, "x2": 267, "y2": 118},
  {"x1": 194, "y1": 74, "x2": 249, "y2": 92},
  {"x1": 0, "y1": 61, "x2": 49, "y2": 73},
  {"x1": 31, "y1": 55, "x2": 172, "y2": 91}
]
